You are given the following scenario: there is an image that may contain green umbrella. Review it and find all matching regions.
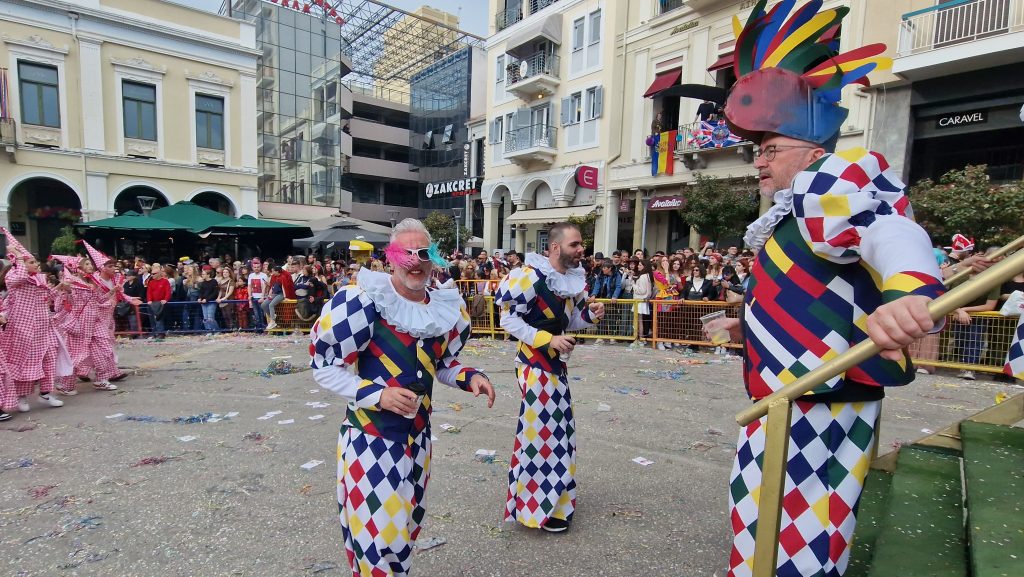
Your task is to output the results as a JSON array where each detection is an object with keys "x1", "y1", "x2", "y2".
[
  {"x1": 200, "y1": 214, "x2": 313, "y2": 239},
  {"x1": 74, "y1": 210, "x2": 194, "y2": 232},
  {"x1": 149, "y1": 201, "x2": 235, "y2": 233}
]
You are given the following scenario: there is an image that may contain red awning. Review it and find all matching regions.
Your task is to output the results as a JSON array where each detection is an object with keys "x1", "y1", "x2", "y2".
[
  {"x1": 707, "y1": 53, "x2": 733, "y2": 72},
  {"x1": 643, "y1": 68, "x2": 682, "y2": 98}
]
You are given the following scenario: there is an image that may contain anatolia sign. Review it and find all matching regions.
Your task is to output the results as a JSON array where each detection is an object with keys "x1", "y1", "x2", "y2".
[
  {"x1": 935, "y1": 111, "x2": 987, "y2": 129},
  {"x1": 648, "y1": 196, "x2": 686, "y2": 211}
]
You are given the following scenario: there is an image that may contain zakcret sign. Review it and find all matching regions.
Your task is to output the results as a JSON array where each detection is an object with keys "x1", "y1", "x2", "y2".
[
  {"x1": 425, "y1": 177, "x2": 481, "y2": 199},
  {"x1": 648, "y1": 196, "x2": 686, "y2": 211},
  {"x1": 935, "y1": 111, "x2": 987, "y2": 129}
]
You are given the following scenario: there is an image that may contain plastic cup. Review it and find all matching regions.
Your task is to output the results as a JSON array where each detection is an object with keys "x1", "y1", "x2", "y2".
[
  {"x1": 700, "y1": 310, "x2": 730, "y2": 345},
  {"x1": 405, "y1": 382, "x2": 426, "y2": 419}
]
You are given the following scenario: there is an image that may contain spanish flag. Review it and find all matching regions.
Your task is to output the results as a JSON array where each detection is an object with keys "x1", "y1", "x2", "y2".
[{"x1": 650, "y1": 130, "x2": 677, "y2": 176}]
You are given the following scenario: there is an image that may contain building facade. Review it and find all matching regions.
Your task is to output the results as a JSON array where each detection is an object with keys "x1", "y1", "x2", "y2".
[
  {"x1": 606, "y1": 0, "x2": 872, "y2": 255},
  {"x1": 0, "y1": 0, "x2": 258, "y2": 256},
  {"x1": 482, "y1": 0, "x2": 624, "y2": 256},
  {"x1": 862, "y1": 0, "x2": 1024, "y2": 187}
]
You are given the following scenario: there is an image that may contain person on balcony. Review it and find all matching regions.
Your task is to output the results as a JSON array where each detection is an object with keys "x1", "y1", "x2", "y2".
[{"x1": 712, "y1": 3, "x2": 945, "y2": 576}]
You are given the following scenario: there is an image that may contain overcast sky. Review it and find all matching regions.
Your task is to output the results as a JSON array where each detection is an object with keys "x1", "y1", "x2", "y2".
[{"x1": 168, "y1": 0, "x2": 489, "y2": 37}]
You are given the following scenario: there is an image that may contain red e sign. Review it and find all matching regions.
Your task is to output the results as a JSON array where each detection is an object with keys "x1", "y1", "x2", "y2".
[{"x1": 575, "y1": 165, "x2": 599, "y2": 190}]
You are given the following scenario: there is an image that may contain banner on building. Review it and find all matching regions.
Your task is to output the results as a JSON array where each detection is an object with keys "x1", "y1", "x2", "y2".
[
  {"x1": 648, "y1": 196, "x2": 686, "y2": 211},
  {"x1": 649, "y1": 130, "x2": 677, "y2": 176},
  {"x1": 575, "y1": 165, "x2": 599, "y2": 190}
]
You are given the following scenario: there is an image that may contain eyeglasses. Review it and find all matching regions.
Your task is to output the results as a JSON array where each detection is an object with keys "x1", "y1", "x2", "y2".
[
  {"x1": 403, "y1": 247, "x2": 433, "y2": 262},
  {"x1": 755, "y1": 144, "x2": 818, "y2": 162}
]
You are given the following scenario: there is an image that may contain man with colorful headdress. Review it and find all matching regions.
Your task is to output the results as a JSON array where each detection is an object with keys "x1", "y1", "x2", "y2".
[
  {"x1": 309, "y1": 218, "x2": 495, "y2": 576},
  {"x1": 493, "y1": 222, "x2": 605, "y2": 533},
  {"x1": 715, "y1": 2, "x2": 946, "y2": 575}
]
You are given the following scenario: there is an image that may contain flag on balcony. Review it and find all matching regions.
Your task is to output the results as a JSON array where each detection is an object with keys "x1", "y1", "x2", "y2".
[
  {"x1": 1005, "y1": 310, "x2": 1024, "y2": 380},
  {"x1": 649, "y1": 130, "x2": 677, "y2": 176},
  {"x1": 0, "y1": 67, "x2": 9, "y2": 118},
  {"x1": 687, "y1": 120, "x2": 743, "y2": 149}
]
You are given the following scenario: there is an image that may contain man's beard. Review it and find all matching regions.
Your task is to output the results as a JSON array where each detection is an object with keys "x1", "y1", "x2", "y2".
[{"x1": 558, "y1": 250, "x2": 577, "y2": 270}]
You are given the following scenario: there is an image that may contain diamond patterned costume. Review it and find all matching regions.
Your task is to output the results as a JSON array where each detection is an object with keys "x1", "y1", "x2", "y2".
[
  {"x1": 310, "y1": 270, "x2": 483, "y2": 577},
  {"x1": 1005, "y1": 314, "x2": 1024, "y2": 380},
  {"x1": 494, "y1": 252, "x2": 597, "y2": 529},
  {"x1": 729, "y1": 148, "x2": 944, "y2": 577}
]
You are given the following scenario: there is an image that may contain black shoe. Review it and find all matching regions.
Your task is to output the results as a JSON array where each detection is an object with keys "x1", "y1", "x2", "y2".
[
  {"x1": 541, "y1": 518, "x2": 570, "y2": 533},
  {"x1": 77, "y1": 376, "x2": 92, "y2": 382},
  {"x1": 109, "y1": 372, "x2": 128, "y2": 382},
  {"x1": 0, "y1": 411, "x2": 12, "y2": 421}
]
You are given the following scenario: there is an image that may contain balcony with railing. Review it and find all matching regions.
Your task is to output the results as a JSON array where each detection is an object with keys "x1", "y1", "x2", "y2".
[
  {"x1": 674, "y1": 121, "x2": 754, "y2": 169},
  {"x1": 496, "y1": 6, "x2": 523, "y2": 31},
  {"x1": 894, "y1": 0, "x2": 1024, "y2": 80},
  {"x1": 313, "y1": 141, "x2": 336, "y2": 165},
  {"x1": 529, "y1": 0, "x2": 561, "y2": 14},
  {"x1": 505, "y1": 52, "x2": 561, "y2": 99},
  {"x1": 504, "y1": 123, "x2": 557, "y2": 165}
]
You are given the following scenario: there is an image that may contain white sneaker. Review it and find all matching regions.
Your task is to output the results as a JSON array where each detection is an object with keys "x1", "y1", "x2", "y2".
[
  {"x1": 17, "y1": 397, "x2": 30, "y2": 413},
  {"x1": 266, "y1": 322, "x2": 278, "y2": 330},
  {"x1": 656, "y1": 342, "x2": 667, "y2": 351},
  {"x1": 39, "y1": 394, "x2": 64, "y2": 408},
  {"x1": 56, "y1": 387, "x2": 78, "y2": 396},
  {"x1": 93, "y1": 382, "x2": 117, "y2": 391}
]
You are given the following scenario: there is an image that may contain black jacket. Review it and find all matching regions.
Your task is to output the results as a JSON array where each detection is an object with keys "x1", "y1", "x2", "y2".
[{"x1": 198, "y1": 279, "x2": 220, "y2": 302}]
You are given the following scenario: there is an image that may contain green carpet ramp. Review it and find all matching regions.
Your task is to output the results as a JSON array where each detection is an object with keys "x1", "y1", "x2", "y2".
[
  {"x1": 960, "y1": 421, "x2": 1024, "y2": 577},
  {"x1": 865, "y1": 446, "x2": 966, "y2": 577},
  {"x1": 845, "y1": 469, "x2": 893, "y2": 577}
]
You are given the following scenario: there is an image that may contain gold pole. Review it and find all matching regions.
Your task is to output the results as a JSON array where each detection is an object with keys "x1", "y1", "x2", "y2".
[
  {"x1": 751, "y1": 397, "x2": 793, "y2": 577},
  {"x1": 943, "y1": 235, "x2": 1024, "y2": 287},
  {"x1": 737, "y1": 238, "x2": 1024, "y2": 427}
]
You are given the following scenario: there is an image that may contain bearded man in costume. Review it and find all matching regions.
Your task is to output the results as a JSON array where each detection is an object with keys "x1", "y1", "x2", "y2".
[
  {"x1": 310, "y1": 218, "x2": 495, "y2": 576},
  {"x1": 714, "y1": 2, "x2": 946, "y2": 576},
  {"x1": 494, "y1": 222, "x2": 605, "y2": 533}
]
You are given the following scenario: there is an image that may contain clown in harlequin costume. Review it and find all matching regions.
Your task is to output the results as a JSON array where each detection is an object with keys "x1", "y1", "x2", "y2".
[
  {"x1": 493, "y1": 222, "x2": 605, "y2": 533},
  {"x1": 1, "y1": 228, "x2": 73, "y2": 413},
  {"x1": 309, "y1": 218, "x2": 495, "y2": 577},
  {"x1": 714, "y1": 2, "x2": 946, "y2": 576}
]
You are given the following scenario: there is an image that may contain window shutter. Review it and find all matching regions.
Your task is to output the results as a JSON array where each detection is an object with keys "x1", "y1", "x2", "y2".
[
  {"x1": 560, "y1": 97, "x2": 572, "y2": 126},
  {"x1": 515, "y1": 108, "x2": 532, "y2": 130},
  {"x1": 594, "y1": 86, "x2": 604, "y2": 118}
]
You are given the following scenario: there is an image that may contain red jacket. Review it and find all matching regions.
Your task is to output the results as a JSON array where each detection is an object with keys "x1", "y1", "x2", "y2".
[
  {"x1": 147, "y1": 277, "x2": 171, "y2": 302},
  {"x1": 280, "y1": 271, "x2": 296, "y2": 299}
]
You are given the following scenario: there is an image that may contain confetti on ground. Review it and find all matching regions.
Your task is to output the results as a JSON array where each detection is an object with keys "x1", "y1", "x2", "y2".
[
  {"x1": 177, "y1": 436, "x2": 198, "y2": 443},
  {"x1": 439, "y1": 423, "x2": 461, "y2": 434},
  {"x1": 131, "y1": 456, "x2": 172, "y2": 467},
  {"x1": 3, "y1": 457, "x2": 34, "y2": 470},
  {"x1": 306, "y1": 402, "x2": 330, "y2": 409},
  {"x1": 301, "y1": 460, "x2": 324, "y2": 470},
  {"x1": 597, "y1": 402, "x2": 611, "y2": 412},
  {"x1": 308, "y1": 415, "x2": 325, "y2": 421},
  {"x1": 266, "y1": 394, "x2": 281, "y2": 399},
  {"x1": 243, "y1": 432, "x2": 267, "y2": 442},
  {"x1": 278, "y1": 419, "x2": 295, "y2": 425},
  {"x1": 634, "y1": 369, "x2": 686, "y2": 380},
  {"x1": 631, "y1": 456, "x2": 654, "y2": 466},
  {"x1": 28, "y1": 485, "x2": 58, "y2": 499},
  {"x1": 105, "y1": 413, "x2": 125, "y2": 419},
  {"x1": 474, "y1": 449, "x2": 496, "y2": 463},
  {"x1": 174, "y1": 413, "x2": 213, "y2": 424}
]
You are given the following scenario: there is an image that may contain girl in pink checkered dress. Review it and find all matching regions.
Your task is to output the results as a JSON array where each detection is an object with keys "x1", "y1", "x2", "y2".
[
  {"x1": 0, "y1": 293, "x2": 15, "y2": 420},
  {"x1": 53, "y1": 257, "x2": 100, "y2": 394}
]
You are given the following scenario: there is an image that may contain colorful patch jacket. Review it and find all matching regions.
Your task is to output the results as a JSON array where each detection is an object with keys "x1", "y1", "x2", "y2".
[
  {"x1": 310, "y1": 270, "x2": 483, "y2": 444},
  {"x1": 744, "y1": 148, "x2": 944, "y2": 399}
]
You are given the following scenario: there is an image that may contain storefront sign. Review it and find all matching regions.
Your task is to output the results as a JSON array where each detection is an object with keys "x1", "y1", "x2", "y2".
[
  {"x1": 936, "y1": 110, "x2": 987, "y2": 129},
  {"x1": 575, "y1": 165, "x2": 599, "y2": 190},
  {"x1": 671, "y1": 21, "x2": 700, "y2": 35},
  {"x1": 619, "y1": 198, "x2": 631, "y2": 212},
  {"x1": 462, "y1": 142, "x2": 471, "y2": 177},
  {"x1": 425, "y1": 177, "x2": 481, "y2": 199},
  {"x1": 9, "y1": 222, "x2": 25, "y2": 235},
  {"x1": 648, "y1": 195, "x2": 686, "y2": 211}
]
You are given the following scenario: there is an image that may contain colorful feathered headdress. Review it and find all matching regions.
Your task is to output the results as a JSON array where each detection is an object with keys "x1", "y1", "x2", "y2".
[{"x1": 724, "y1": 0, "x2": 892, "y2": 149}]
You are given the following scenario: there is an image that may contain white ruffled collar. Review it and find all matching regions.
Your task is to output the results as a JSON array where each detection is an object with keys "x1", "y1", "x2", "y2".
[
  {"x1": 357, "y1": 269, "x2": 462, "y2": 339},
  {"x1": 525, "y1": 252, "x2": 587, "y2": 298},
  {"x1": 743, "y1": 187, "x2": 794, "y2": 250}
]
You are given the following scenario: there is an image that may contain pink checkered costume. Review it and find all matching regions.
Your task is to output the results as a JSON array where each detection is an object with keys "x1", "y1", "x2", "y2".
[
  {"x1": 54, "y1": 272, "x2": 101, "y2": 392},
  {"x1": 1, "y1": 258, "x2": 69, "y2": 397},
  {"x1": 0, "y1": 296, "x2": 16, "y2": 412}
]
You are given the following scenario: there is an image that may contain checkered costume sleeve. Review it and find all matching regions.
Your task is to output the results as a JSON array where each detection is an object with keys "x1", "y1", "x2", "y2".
[
  {"x1": 435, "y1": 305, "x2": 484, "y2": 391},
  {"x1": 567, "y1": 291, "x2": 597, "y2": 331},
  {"x1": 494, "y1": 266, "x2": 551, "y2": 349},
  {"x1": 309, "y1": 286, "x2": 383, "y2": 409},
  {"x1": 792, "y1": 148, "x2": 944, "y2": 302}
]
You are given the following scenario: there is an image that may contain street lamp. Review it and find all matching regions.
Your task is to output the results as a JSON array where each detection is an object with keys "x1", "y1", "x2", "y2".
[
  {"x1": 137, "y1": 195, "x2": 157, "y2": 217},
  {"x1": 452, "y1": 206, "x2": 464, "y2": 256},
  {"x1": 387, "y1": 210, "x2": 400, "y2": 230}
]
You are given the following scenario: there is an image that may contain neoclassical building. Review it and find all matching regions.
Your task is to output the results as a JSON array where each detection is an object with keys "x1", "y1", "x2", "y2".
[{"x1": 0, "y1": 0, "x2": 258, "y2": 255}]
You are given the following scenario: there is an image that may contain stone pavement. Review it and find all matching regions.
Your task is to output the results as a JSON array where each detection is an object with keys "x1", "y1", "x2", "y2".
[{"x1": 0, "y1": 334, "x2": 1017, "y2": 577}]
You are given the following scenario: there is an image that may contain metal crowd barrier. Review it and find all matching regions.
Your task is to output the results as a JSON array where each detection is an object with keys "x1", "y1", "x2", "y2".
[{"x1": 111, "y1": 289, "x2": 1022, "y2": 376}]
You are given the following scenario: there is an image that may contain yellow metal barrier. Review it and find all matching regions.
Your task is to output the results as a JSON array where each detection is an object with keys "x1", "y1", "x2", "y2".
[{"x1": 650, "y1": 299, "x2": 743, "y2": 349}]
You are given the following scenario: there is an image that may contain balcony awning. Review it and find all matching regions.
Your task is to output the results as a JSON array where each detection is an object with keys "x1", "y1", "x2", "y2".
[
  {"x1": 506, "y1": 205, "x2": 596, "y2": 224},
  {"x1": 643, "y1": 68, "x2": 682, "y2": 98},
  {"x1": 708, "y1": 53, "x2": 733, "y2": 72},
  {"x1": 506, "y1": 13, "x2": 563, "y2": 56}
]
